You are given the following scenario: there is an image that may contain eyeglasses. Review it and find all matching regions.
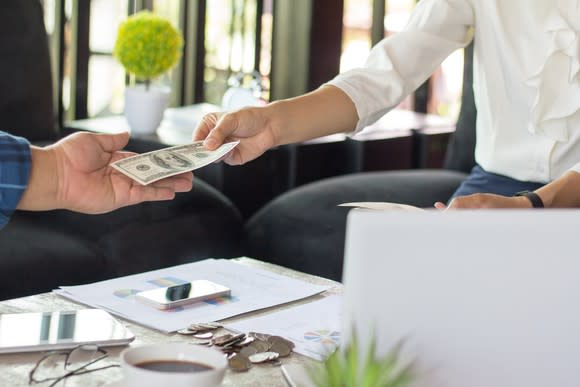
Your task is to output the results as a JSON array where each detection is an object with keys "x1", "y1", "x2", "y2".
[{"x1": 29, "y1": 344, "x2": 119, "y2": 386}]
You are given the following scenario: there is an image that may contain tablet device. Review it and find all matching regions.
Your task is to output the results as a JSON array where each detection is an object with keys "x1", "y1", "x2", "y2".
[{"x1": 0, "y1": 309, "x2": 135, "y2": 354}]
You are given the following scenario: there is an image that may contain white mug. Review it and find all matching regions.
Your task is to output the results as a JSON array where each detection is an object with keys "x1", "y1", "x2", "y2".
[{"x1": 120, "y1": 342, "x2": 227, "y2": 387}]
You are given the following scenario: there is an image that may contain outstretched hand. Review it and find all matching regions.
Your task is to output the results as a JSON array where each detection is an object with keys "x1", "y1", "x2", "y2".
[
  {"x1": 19, "y1": 131, "x2": 193, "y2": 213},
  {"x1": 193, "y1": 107, "x2": 277, "y2": 166}
]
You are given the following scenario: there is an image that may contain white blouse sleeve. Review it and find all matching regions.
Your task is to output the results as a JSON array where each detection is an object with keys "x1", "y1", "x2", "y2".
[{"x1": 328, "y1": 0, "x2": 475, "y2": 132}]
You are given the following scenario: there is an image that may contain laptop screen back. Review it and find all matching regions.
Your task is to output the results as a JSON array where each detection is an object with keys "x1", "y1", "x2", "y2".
[{"x1": 342, "y1": 209, "x2": 580, "y2": 387}]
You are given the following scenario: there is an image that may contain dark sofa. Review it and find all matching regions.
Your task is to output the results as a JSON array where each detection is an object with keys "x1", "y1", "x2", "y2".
[{"x1": 0, "y1": 0, "x2": 243, "y2": 300}]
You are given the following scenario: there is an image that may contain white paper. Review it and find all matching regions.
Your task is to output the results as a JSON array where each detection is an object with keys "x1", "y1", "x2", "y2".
[
  {"x1": 226, "y1": 295, "x2": 342, "y2": 361},
  {"x1": 55, "y1": 259, "x2": 330, "y2": 333},
  {"x1": 339, "y1": 202, "x2": 425, "y2": 211}
]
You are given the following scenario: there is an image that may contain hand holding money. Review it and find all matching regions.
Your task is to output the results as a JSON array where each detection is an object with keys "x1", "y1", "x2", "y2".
[
  {"x1": 18, "y1": 131, "x2": 194, "y2": 214},
  {"x1": 111, "y1": 140, "x2": 240, "y2": 185}
]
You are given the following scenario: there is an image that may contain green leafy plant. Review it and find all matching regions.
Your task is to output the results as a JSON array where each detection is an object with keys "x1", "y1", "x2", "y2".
[
  {"x1": 309, "y1": 332, "x2": 414, "y2": 387},
  {"x1": 113, "y1": 10, "x2": 183, "y2": 88}
]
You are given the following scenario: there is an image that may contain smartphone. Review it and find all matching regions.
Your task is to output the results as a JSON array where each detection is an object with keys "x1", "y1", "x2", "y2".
[
  {"x1": 0, "y1": 309, "x2": 135, "y2": 354},
  {"x1": 135, "y1": 280, "x2": 231, "y2": 310}
]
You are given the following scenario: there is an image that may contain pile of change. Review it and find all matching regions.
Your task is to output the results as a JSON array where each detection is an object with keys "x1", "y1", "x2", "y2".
[{"x1": 178, "y1": 325, "x2": 295, "y2": 372}]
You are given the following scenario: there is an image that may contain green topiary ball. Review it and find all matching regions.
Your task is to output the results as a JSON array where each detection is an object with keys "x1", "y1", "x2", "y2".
[{"x1": 114, "y1": 10, "x2": 183, "y2": 81}]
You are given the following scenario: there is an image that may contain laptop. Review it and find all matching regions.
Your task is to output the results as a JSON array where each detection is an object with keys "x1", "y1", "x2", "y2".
[{"x1": 342, "y1": 209, "x2": 580, "y2": 387}]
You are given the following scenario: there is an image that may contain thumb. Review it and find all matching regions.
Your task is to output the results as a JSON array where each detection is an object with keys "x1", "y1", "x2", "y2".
[
  {"x1": 95, "y1": 131, "x2": 130, "y2": 153},
  {"x1": 204, "y1": 113, "x2": 237, "y2": 150}
]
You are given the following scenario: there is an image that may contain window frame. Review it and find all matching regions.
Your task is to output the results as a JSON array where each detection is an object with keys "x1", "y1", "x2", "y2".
[{"x1": 45, "y1": 0, "x2": 434, "y2": 127}]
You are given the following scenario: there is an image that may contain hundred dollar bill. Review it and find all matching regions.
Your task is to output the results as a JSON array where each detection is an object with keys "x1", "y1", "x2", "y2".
[{"x1": 111, "y1": 140, "x2": 239, "y2": 185}]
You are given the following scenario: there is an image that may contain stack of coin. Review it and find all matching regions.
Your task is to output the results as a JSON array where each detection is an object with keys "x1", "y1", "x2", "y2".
[
  {"x1": 213, "y1": 333, "x2": 246, "y2": 348},
  {"x1": 226, "y1": 332, "x2": 295, "y2": 372},
  {"x1": 180, "y1": 327, "x2": 295, "y2": 372},
  {"x1": 177, "y1": 322, "x2": 223, "y2": 343}
]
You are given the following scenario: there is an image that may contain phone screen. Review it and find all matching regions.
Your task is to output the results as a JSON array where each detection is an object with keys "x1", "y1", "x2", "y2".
[
  {"x1": 136, "y1": 280, "x2": 230, "y2": 307},
  {"x1": 0, "y1": 309, "x2": 135, "y2": 353}
]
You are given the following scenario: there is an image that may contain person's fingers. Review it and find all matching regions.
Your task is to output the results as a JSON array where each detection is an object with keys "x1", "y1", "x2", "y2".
[
  {"x1": 434, "y1": 202, "x2": 447, "y2": 210},
  {"x1": 151, "y1": 173, "x2": 194, "y2": 192},
  {"x1": 131, "y1": 185, "x2": 176, "y2": 204},
  {"x1": 93, "y1": 131, "x2": 130, "y2": 153},
  {"x1": 203, "y1": 113, "x2": 238, "y2": 150},
  {"x1": 193, "y1": 112, "x2": 222, "y2": 142}
]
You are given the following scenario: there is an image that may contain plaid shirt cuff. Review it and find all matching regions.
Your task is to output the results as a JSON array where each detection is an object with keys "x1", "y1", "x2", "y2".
[{"x1": 0, "y1": 132, "x2": 31, "y2": 228}]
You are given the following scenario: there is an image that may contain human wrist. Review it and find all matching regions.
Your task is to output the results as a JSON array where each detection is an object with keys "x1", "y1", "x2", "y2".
[
  {"x1": 513, "y1": 190, "x2": 544, "y2": 208},
  {"x1": 18, "y1": 146, "x2": 59, "y2": 210},
  {"x1": 264, "y1": 100, "x2": 291, "y2": 147},
  {"x1": 536, "y1": 171, "x2": 580, "y2": 208}
]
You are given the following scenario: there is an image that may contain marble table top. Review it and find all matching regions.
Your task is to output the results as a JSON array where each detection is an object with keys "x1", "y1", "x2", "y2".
[{"x1": 0, "y1": 258, "x2": 341, "y2": 386}]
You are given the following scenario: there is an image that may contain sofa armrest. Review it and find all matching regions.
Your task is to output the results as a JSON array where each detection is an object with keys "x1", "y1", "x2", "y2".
[{"x1": 245, "y1": 170, "x2": 467, "y2": 281}]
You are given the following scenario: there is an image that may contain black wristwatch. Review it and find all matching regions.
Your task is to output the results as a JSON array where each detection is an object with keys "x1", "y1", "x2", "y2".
[{"x1": 514, "y1": 190, "x2": 544, "y2": 208}]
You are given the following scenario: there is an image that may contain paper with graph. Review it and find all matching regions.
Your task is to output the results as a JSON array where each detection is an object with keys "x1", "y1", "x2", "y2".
[{"x1": 54, "y1": 259, "x2": 330, "y2": 333}]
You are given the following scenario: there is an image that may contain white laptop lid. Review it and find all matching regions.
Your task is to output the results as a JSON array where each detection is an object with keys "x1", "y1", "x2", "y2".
[{"x1": 342, "y1": 209, "x2": 580, "y2": 387}]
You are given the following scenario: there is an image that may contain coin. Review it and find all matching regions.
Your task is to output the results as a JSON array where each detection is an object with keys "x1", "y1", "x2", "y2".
[
  {"x1": 249, "y1": 340, "x2": 270, "y2": 353},
  {"x1": 228, "y1": 354, "x2": 252, "y2": 372},
  {"x1": 193, "y1": 332, "x2": 214, "y2": 339},
  {"x1": 249, "y1": 351, "x2": 279, "y2": 364},
  {"x1": 214, "y1": 333, "x2": 245, "y2": 347},
  {"x1": 249, "y1": 332, "x2": 271, "y2": 341},
  {"x1": 212, "y1": 334, "x2": 234, "y2": 346},
  {"x1": 221, "y1": 334, "x2": 247, "y2": 349},
  {"x1": 269, "y1": 341, "x2": 292, "y2": 357},
  {"x1": 268, "y1": 335, "x2": 295, "y2": 349},
  {"x1": 235, "y1": 336, "x2": 255, "y2": 347},
  {"x1": 177, "y1": 329, "x2": 197, "y2": 336},
  {"x1": 239, "y1": 346, "x2": 258, "y2": 357},
  {"x1": 199, "y1": 322, "x2": 223, "y2": 329}
]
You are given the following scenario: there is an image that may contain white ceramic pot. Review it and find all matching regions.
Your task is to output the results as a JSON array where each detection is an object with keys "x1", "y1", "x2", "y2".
[{"x1": 124, "y1": 85, "x2": 170, "y2": 135}]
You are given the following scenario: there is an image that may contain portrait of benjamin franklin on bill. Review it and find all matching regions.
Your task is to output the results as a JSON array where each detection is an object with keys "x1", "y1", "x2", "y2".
[{"x1": 150, "y1": 151, "x2": 193, "y2": 170}]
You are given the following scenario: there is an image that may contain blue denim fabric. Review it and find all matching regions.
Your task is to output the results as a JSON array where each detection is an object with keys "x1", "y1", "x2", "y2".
[{"x1": 450, "y1": 165, "x2": 544, "y2": 201}]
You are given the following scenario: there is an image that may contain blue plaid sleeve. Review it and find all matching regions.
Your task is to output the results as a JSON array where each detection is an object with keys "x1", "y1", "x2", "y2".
[{"x1": 0, "y1": 131, "x2": 31, "y2": 229}]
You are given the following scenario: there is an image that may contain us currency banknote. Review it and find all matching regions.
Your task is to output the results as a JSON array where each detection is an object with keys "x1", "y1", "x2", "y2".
[{"x1": 111, "y1": 140, "x2": 239, "y2": 185}]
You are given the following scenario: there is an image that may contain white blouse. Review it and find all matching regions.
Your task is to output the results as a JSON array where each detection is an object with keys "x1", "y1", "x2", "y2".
[{"x1": 329, "y1": 0, "x2": 580, "y2": 183}]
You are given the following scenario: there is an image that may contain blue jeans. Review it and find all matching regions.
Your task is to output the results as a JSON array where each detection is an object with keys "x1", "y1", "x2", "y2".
[{"x1": 450, "y1": 165, "x2": 544, "y2": 201}]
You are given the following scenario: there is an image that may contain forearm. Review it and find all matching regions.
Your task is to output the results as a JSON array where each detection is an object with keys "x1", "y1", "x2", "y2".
[
  {"x1": 267, "y1": 85, "x2": 358, "y2": 146},
  {"x1": 535, "y1": 171, "x2": 580, "y2": 208},
  {"x1": 17, "y1": 146, "x2": 59, "y2": 211}
]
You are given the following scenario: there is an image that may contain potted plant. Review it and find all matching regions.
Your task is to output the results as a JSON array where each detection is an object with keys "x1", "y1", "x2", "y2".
[
  {"x1": 309, "y1": 332, "x2": 414, "y2": 387},
  {"x1": 114, "y1": 10, "x2": 183, "y2": 134}
]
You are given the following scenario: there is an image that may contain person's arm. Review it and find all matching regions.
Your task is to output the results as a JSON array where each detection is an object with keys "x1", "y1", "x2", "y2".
[
  {"x1": 535, "y1": 171, "x2": 580, "y2": 208},
  {"x1": 15, "y1": 131, "x2": 193, "y2": 215},
  {"x1": 195, "y1": 0, "x2": 475, "y2": 165},
  {"x1": 435, "y1": 171, "x2": 580, "y2": 209},
  {"x1": 196, "y1": 86, "x2": 358, "y2": 165}
]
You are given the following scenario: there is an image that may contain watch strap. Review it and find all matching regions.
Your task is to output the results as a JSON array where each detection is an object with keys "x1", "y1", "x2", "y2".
[{"x1": 514, "y1": 190, "x2": 544, "y2": 208}]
